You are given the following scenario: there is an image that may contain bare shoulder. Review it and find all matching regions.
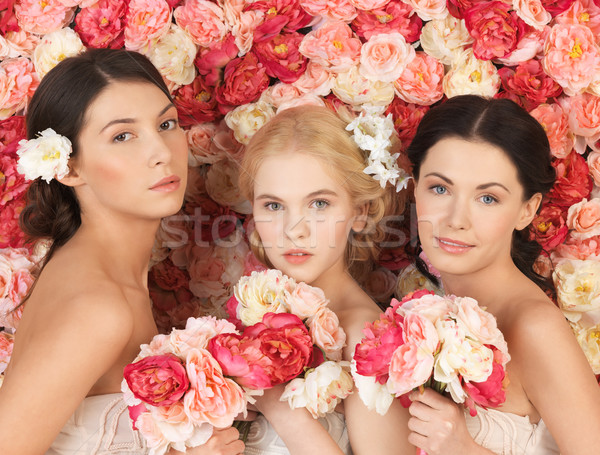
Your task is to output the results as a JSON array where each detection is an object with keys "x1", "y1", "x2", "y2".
[{"x1": 336, "y1": 288, "x2": 383, "y2": 357}]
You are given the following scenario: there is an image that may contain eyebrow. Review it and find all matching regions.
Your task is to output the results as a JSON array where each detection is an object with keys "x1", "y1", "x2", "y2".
[
  {"x1": 255, "y1": 189, "x2": 339, "y2": 201},
  {"x1": 424, "y1": 172, "x2": 511, "y2": 193},
  {"x1": 99, "y1": 102, "x2": 175, "y2": 134}
]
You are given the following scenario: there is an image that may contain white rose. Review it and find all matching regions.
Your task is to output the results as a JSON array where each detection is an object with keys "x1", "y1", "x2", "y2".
[
  {"x1": 351, "y1": 360, "x2": 394, "y2": 415},
  {"x1": 33, "y1": 27, "x2": 84, "y2": 78},
  {"x1": 225, "y1": 101, "x2": 275, "y2": 145},
  {"x1": 572, "y1": 322, "x2": 600, "y2": 374},
  {"x1": 443, "y1": 48, "x2": 500, "y2": 98},
  {"x1": 16, "y1": 128, "x2": 72, "y2": 183},
  {"x1": 146, "y1": 24, "x2": 197, "y2": 87},
  {"x1": 420, "y1": 14, "x2": 473, "y2": 66},
  {"x1": 553, "y1": 259, "x2": 600, "y2": 325},
  {"x1": 333, "y1": 66, "x2": 395, "y2": 107},
  {"x1": 395, "y1": 264, "x2": 442, "y2": 299}
]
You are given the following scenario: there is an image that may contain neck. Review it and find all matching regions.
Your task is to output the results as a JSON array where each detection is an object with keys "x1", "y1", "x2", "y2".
[{"x1": 310, "y1": 264, "x2": 356, "y2": 312}]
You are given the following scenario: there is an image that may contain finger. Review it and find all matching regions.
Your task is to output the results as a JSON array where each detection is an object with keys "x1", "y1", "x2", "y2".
[
  {"x1": 234, "y1": 410, "x2": 258, "y2": 421},
  {"x1": 407, "y1": 416, "x2": 431, "y2": 437},
  {"x1": 408, "y1": 400, "x2": 433, "y2": 420},
  {"x1": 213, "y1": 426, "x2": 240, "y2": 443},
  {"x1": 407, "y1": 431, "x2": 428, "y2": 452},
  {"x1": 410, "y1": 388, "x2": 451, "y2": 410}
]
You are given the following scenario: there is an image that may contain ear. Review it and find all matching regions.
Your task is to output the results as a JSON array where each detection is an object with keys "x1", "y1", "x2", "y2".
[
  {"x1": 56, "y1": 161, "x2": 85, "y2": 188},
  {"x1": 516, "y1": 193, "x2": 542, "y2": 230},
  {"x1": 352, "y1": 202, "x2": 370, "y2": 232}
]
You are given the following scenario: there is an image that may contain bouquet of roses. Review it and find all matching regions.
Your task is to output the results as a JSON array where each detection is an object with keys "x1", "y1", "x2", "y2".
[
  {"x1": 351, "y1": 290, "x2": 510, "y2": 419},
  {"x1": 121, "y1": 316, "x2": 249, "y2": 455},
  {"x1": 224, "y1": 269, "x2": 353, "y2": 418}
]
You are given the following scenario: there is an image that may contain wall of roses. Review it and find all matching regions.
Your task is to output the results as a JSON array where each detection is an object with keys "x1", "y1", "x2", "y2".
[{"x1": 1, "y1": 0, "x2": 600, "y2": 383}]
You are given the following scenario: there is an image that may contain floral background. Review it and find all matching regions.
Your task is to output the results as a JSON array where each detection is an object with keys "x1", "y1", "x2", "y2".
[{"x1": 1, "y1": 0, "x2": 600, "y2": 386}]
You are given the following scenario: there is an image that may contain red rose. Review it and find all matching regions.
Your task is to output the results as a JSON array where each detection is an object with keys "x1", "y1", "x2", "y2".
[
  {"x1": 385, "y1": 97, "x2": 429, "y2": 151},
  {"x1": 463, "y1": 351, "x2": 506, "y2": 411},
  {"x1": 124, "y1": 354, "x2": 190, "y2": 407},
  {"x1": 529, "y1": 203, "x2": 569, "y2": 251},
  {"x1": 541, "y1": 0, "x2": 575, "y2": 16},
  {"x1": 74, "y1": 0, "x2": 128, "y2": 49},
  {"x1": 253, "y1": 32, "x2": 307, "y2": 84},
  {"x1": 184, "y1": 197, "x2": 241, "y2": 243},
  {"x1": 0, "y1": 115, "x2": 25, "y2": 147},
  {"x1": 249, "y1": 0, "x2": 313, "y2": 42},
  {"x1": 0, "y1": 0, "x2": 19, "y2": 35},
  {"x1": 447, "y1": 0, "x2": 478, "y2": 19},
  {"x1": 194, "y1": 34, "x2": 239, "y2": 86},
  {"x1": 173, "y1": 75, "x2": 221, "y2": 127},
  {"x1": 494, "y1": 90, "x2": 526, "y2": 109},
  {"x1": 464, "y1": 2, "x2": 526, "y2": 60},
  {"x1": 1, "y1": 142, "x2": 29, "y2": 207},
  {"x1": 0, "y1": 198, "x2": 25, "y2": 249},
  {"x1": 243, "y1": 312, "x2": 313, "y2": 385},
  {"x1": 225, "y1": 294, "x2": 244, "y2": 331},
  {"x1": 150, "y1": 258, "x2": 190, "y2": 292},
  {"x1": 548, "y1": 151, "x2": 593, "y2": 208},
  {"x1": 498, "y1": 59, "x2": 562, "y2": 110},
  {"x1": 215, "y1": 52, "x2": 270, "y2": 113},
  {"x1": 351, "y1": 0, "x2": 422, "y2": 42}
]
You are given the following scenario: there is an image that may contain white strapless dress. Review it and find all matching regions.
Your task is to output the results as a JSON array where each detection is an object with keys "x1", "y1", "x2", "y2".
[
  {"x1": 465, "y1": 406, "x2": 560, "y2": 454},
  {"x1": 244, "y1": 412, "x2": 352, "y2": 455},
  {"x1": 46, "y1": 393, "x2": 146, "y2": 454}
]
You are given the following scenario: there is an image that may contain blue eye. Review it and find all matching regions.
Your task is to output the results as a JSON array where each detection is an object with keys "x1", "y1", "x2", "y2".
[
  {"x1": 265, "y1": 202, "x2": 282, "y2": 211},
  {"x1": 160, "y1": 119, "x2": 178, "y2": 131},
  {"x1": 481, "y1": 195, "x2": 498, "y2": 205},
  {"x1": 432, "y1": 185, "x2": 447, "y2": 195},
  {"x1": 312, "y1": 199, "x2": 329, "y2": 209}
]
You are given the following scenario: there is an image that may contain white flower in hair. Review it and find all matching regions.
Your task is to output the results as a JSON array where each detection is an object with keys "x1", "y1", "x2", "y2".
[
  {"x1": 16, "y1": 128, "x2": 72, "y2": 183},
  {"x1": 346, "y1": 105, "x2": 411, "y2": 192}
]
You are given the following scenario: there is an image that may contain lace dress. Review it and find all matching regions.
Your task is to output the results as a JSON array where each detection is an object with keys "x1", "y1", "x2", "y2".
[
  {"x1": 46, "y1": 393, "x2": 146, "y2": 454},
  {"x1": 465, "y1": 406, "x2": 560, "y2": 455},
  {"x1": 244, "y1": 411, "x2": 352, "y2": 455}
]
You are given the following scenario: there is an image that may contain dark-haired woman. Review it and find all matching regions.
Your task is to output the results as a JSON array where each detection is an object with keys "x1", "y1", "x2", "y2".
[
  {"x1": 0, "y1": 49, "x2": 245, "y2": 455},
  {"x1": 405, "y1": 95, "x2": 600, "y2": 454}
]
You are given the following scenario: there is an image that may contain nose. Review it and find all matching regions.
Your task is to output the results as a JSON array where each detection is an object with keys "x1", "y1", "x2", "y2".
[
  {"x1": 284, "y1": 209, "x2": 310, "y2": 243},
  {"x1": 447, "y1": 196, "x2": 470, "y2": 231},
  {"x1": 148, "y1": 132, "x2": 173, "y2": 167}
]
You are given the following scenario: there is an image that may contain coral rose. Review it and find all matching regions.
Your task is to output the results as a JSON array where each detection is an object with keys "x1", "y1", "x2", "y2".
[
  {"x1": 124, "y1": 0, "x2": 172, "y2": 51},
  {"x1": 514, "y1": 0, "x2": 552, "y2": 29},
  {"x1": 299, "y1": 0, "x2": 357, "y2": 22},
  {"x1": 0, "y1": 57, "x2": 39, "y2": 120},
  {"x1": 498, "y1": 59, "x2": 562, "y2": 110},
  {"x1": 567, "y1": 198, "x2": 600, "y2": 239},
  {"x1": 387, "y1": 341, "x2": 435, "y2": 395},
  {"x1": 529, "y1": 102, "x2": 573, "y2": 159},
  {"x1": 174, "y1": 0, "x2": 227, "y2": 47},
  {"x1": 253, "y1": 31, "x2": 308, "y2": 84},
  {"x1": 529, "y1": 203, "x2": 569, "y2": 250},
  {"x1": 307, "y1": 308, "x2": 346, "y2": 361},
  {"x1": 14, "y1": 0, "x2": 75, "y2": 35},
  {"x1": 351, "y1": 0, "x2": 422, "y2": 42},
  {"x1": 587, "y1": 151, "x2": 600, "y2": 186},
  {"x1": 359, "y1": 32, "x2": 415, "y2": 83},
  {"x1": 173, "y1": 76, "x2": 220, "y2": 126},
  {"x1": 393, "y1": 51, "x2": 444, "y2": 106},
  {"x1": 385, "y1": 97, "x2": 429, "y2": 150},
  {"x1": 74, "y1": 0, "x2": 127, "y2": 49},
  {"x1": 547, "y1": 150, "x2": 592, "y2": 207}
]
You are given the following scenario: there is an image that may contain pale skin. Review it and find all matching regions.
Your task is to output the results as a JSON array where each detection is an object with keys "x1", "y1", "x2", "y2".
[
  {"x1": 409, "y1": 137, "x2": 600, "y2": 455},
  {"x1": 251, "y1": 152, "x2": 415, "y2": 455},
  {"x1": 0, "y1": 81, "x2": 245, "y2": 455}
]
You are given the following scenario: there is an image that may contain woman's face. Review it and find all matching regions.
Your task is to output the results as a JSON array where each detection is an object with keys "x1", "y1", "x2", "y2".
[
  {"x1": 414, "y1": 137, "x2": 540, "y2": 278},
  {"x1": 68, "y1": 81, "x2": 188, "y2": 221},
  {"x1": 252, "y1": 152, "x2": 365, "y2": 287}
]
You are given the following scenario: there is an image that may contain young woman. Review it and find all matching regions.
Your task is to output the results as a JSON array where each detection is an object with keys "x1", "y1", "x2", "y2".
[
  {"x1": 406, "y1": 95, "x2": 600, "y2": 454},
  {"x1": 238, "y1": 105, "x2": 415, "y2": 455},
  {"x1": 0, "y1": 49, "x2": 245, "y2": 455}
]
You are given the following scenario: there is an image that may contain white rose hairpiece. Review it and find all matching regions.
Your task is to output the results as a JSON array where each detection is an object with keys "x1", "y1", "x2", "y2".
[
  {"x1": 16, "y1": 128, "x2": 72, "y2": 183},
  {"x1": 346, "y1": 105, "x2": 411, "y2": 192}
]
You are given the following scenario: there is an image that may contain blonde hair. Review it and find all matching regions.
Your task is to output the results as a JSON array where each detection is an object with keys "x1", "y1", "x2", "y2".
[{"x1": 239, "y1": 105, "x2": 404, "y2": 278}]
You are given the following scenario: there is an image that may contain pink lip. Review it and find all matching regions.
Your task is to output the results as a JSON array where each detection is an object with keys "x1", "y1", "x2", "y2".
[
  {"x1": 150, "y1": 175, "x2": 180, "y2": 192},
  {"x1": 283, "y1": 249, "x2": 312, "y2": 264},
  {"x1": 435, "y1": 237, "x2": 474, "y2": 254}
]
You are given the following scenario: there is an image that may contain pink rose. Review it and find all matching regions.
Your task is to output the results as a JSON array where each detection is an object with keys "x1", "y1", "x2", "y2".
[
  {"x1": 447, "y1": 0, "x2": 478, "y2": 18},
  {"x1": 463, "y1": 350, "x2": 507, "y2": 412},
  {"x1": 298, "y1": 21, "x2": 362, "y2": 73},
  {"x1": 385, "y1": 97, "x2": 429, "y2": 150},
  {"x1": 555, "y1": 0, "x2": 600, "y2": 36},
  {"x1": 253, "y1": 31, "x2": 308, "y2": 84},
  {"x1": 287, "y1": 282, "x2": 329, "y2": 318},
  {"x1": 464, "y1": 1, "x2": 525, "y2": 60},
  {"x1": 552, "y1": 234, "x2": 600, "y2": 261},
  {"x1": 354, "y1": 307, "x2": 404, "y2": 383},
  {"x1": 186, "y1": 245, "x2": 227, "y2": 299},
  {"x1": 259, "y1": 82, "x2": 302, "y2": 108},
  {"x1": 194, "y1": 34, "x2": 239, "y2": 85},
  {"x1": 529, "y1": 203, "x2": 569, "y2": 250},
  {"x1": 0, "y1": 115, "x2": 25, "y2": 148},
  {"x1": 388, "y1": 341, "x2": 434, "y2": 395},
  {"x1": 497, "y1": 26, "x2": 549, "y2": 66},
  {"x1": 249, "y1": 0, "x2": 313, "y2": 42},
  {"x1": 0, "y1": 330, "x2": 13, "y2": 374},
  {"x1": 174, "y1": 0, "x2": 227, "y2": 47},
  {"x1": 529, "y1": 102, "x2": 574, "y2": 158},
  {"x1": 542, "y1": 23, "x2": 600, "y2": 96},
  {"x1": 124, "y1": 354, "x2": 190, "y2": 406},
  {"x1": 350, "y1": 0, "x2": 392, "y2": 9},
  {"x1": 558, "y1": 92, "x2": 600, "y2": 139},
  {"x1": 542, "y1": 0, "x2": 575, "y2": 16},
  {"x1": 587, "y1": 151, "x2": 600, "y2": 186},
  {"x1": 243, "y1": 251, "x2": 268, "y2": 276},
  {"x1": 0, "y1": 198, "x2": 25, "y2": 249},
  {"x1": 359, "y1": 32, "x2": 415, "y2": 83},
  {"x1": 299, "y1": 0, "x2": 357, "y2": 21},
  {"x1": 225, "y1": 294, "x2": 244, "y2": 330},
  {"x1": 0, "y1": 57, "x2": 39, "y2": 120},
  {"x1": 4, "y1": 30, "x2": 41, "y2": 59},
  {"x1": 351, "y1": 0, "x2": 422, "y2": 42},
  {"x1": 393, "y1": 51, "x2": 444, "y2": 106},
  {"x1": 186, "y1": 123, "x2": 218, "y2": 165},
  {"x1": 0, "y1": 0, "x2": 18, "y2": 35},
  {"x1": 74, "y1": 0, "x2": 127, "y2": 49},
  {"x1": 498, "y1": 59, "x2": 562, "y2": 110},
  {"x1": 514, "y1": 0, "x2": 552, "y2": 29},
  {"x1": 1, "y1": 143, "x2": 29, "y2": 207},
  {"x1": 567, "y1": 197, "x2": 600, "y2": 239},
  {"x1": 548, "y1": 150, "x2": 593, "y2": 207},
  {"x1": 174, "y1": 76, "x2": 220, "y2": 126},
  {"x1": 292, "y1": 61, "x2": 334, "y2": 97},
  {"x1": 402, "y1": 311, "x2": 439, "y2": 352},
  {"x1": 124, "y1": 0, "x2": 172, "y2": 51},
  {"x1": 215, "y1": 51, "x2": 270, "y2": 112},
  {"x1": 184, "y1": 348, "x2": 246, "y2": 427},
  {"x1": 453, "y1": 296, "x2": 508, "y2": 354},
  {"x1": 307, "y1": 308, "x2": 346, "y2": 361},
  {"x1": 14, "y1": 0, "x2": 75, "y2": 34}
]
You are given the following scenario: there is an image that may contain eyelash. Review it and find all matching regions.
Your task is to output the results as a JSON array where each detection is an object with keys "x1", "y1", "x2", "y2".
[
  {"x1": 263, "y1": 199, "x2": 330, "y2": 211},
  {"x1": 429, "y1": 185, "x2": 499, "y2": 205},
  {"x1": 264, "y1": 202, "x2": 282, "y2": 211},
  {"x1": 112, "y1": 119, "x2": 179, "y2": 143},
  {"x1": 311, "y1": 199, "x2": 329, "y2": 209}
]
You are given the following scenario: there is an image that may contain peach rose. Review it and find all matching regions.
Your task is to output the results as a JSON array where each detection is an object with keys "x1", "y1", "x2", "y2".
[
  {"x1": 286, "y1": 282, "x2": 329, "y2": 318},
  {"x1": 230, "y1": 10, "x2": 263, "y2": 56},
  {"x1": 496, "y1": 26, "x2": 549, "y2": 66},
  {"x1": 361, "y1": 267, "x2": 397, "y2": 302},
  {"x1": 14, "y1": 0, "x2": 75, "y2": 35},
  {"x1": 359, "y1": 32, "x2": 415, "y2": 83},
  {"x1": 558, "y1": 92, "x2": 600, "y2": 140},
  {"x1": 443, "y1": 48, "x2": 500, "y2": 98},
  {"x1": 420, "y1": 14, "x2": 473, "y2": 66},
  {"x1": 393, "y1": 51, "x2": 444, "y2": 106},
  {"x1": 402, "y1": 311, "x2": 439, "y2": 353},
  {"x1": 553, "y1": 259, "x2": 600, "y2": 324},
  {"x1": 174, "y1": 0, "x2": 228, "y2": 47},
  {"x1": 124, "y1": 0, "x2": 172, "y2": 51},
  {"x1": 401, "y1": 0, "x2": 448, "y2": 21},
  {"x1": 298, "y1": 21, "x2": 362, "y2": 73},
  {"x1": 587, "y1": 151, "x2": 600, "y2": 186},
  {"x1": 552, "y1": 235, "x2": 600, "y2": 263},
  {"x1": 513, "y1": 0, "x2": 551, "y2": 30},
  {"x1": 258, "y1": 82, "x2": 301, "y2": 109},
  {"x1": 542, "y1": 23, "x2": 600, "y2": 96},
  {"x1": 4, "y1": 31, "x2": 40, "y2": 59},
  {"x1": 186, "y1": 245, "x2": 228, "y2": 300},
  {"x1": 307, "y1": 308, "x2": 346, "y2": 361},
  {"x1": 225, "y1": 101, "x2": 275, "y2": 145},
  {"x1": 145, "y1": 24, "x2": 197, "y2": 87},
  {"x1": 333, "y1": 65, "x2": 395, "y2": 107},
  {"x1": 529, "y1": 103, "x2": 574, "y2": 159},
  {"x1": 186, "y1": 123, "x2": 219, "y2": 166},
  {"x1": 205, "y1": 158, "x2": 251, "y2": 214},
  {"x1": 387, "y1": 341, "x2": 435, "y2": 395},
  {"x1": 0, "y1": 331, "x2": 13, "y2": 374},
  {"x1": 555, "y1": 0, "x2": 600, "y2": 37},
  {"x1": 292, "y1": 61, "x2": 334, "y2": 97},
  {"x1": 0, "y1": 57, "x2": 39, "y2": 120},
  {"x1": 567, "y1": 198, "x2": 600, "y2": 239},
  {"x1": 299, "y1": 0, "x2": 357, "y2": 22}
]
